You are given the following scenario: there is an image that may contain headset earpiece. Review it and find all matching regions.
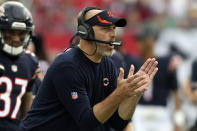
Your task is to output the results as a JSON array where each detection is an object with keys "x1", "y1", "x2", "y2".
[
  {"x1": 77, "y1": 6, "x2": 101, "y2": 40},
  {"x1": 77, "y1": 24, "x2": 91, "y2": 40}
]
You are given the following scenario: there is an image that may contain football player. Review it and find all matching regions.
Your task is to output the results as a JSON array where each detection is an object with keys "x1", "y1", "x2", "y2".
[
  {"x1": 185, "y1": 60, "x2": 197, "y2": 131},
  {"x1": 132, "y1": 27, "x2": 184, "y2": 131},
  {"x1": 0, "y1": 1, "x2": 40, "y2": 131}
]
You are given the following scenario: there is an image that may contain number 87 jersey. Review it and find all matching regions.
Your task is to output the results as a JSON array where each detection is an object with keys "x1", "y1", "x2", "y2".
[{"x1": 0, "y1": 50, "x2": 40, "y2": 128}]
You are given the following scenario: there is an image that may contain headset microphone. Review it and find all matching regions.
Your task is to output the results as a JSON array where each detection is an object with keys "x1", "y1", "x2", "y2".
[
  {"x1": 110, "y1": 41, "x2": 122, "y2": 46},
  {"x1": 77, "y1": 7, "x2": 126, "y2": 47},
  {"x1": 88, "y1": 39, "x2": 122, "y2": 46}
]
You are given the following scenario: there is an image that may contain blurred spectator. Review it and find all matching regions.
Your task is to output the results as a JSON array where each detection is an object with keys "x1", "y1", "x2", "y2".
[
  {"x1": 154, "y1": 1, "x2": 197, "y2": 83},
  {"x1": 29, "y1": 34, "x2": 50, "y2": 79},
  {"x1": 132, "y1": 27, "x2": 184, "y2": 131},
  {"x1": 122, "y1": 4, "x2": 143, "y2": 56},
  {"x1": 185, "y1": 59, "x2": 197, "y2": 131},
  {"x1": 154, "y1": 2, "x2": 197, "y2": 130},
  {"x1": 0, "y1": 0, "x2": 7, "y2": 5},
  {"x1": 28, "y1": 34, "x2": 50, "y2": 96}
]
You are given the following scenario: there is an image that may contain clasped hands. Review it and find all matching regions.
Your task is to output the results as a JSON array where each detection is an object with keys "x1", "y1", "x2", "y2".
[{"x1": 117, "y1": 58, "x2": 158, "y2": 99}]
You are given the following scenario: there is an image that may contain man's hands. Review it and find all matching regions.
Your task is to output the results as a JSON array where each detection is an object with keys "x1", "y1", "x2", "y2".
[
  {"x1": 93, "y1": 58, "x2": 158, "y2": 123},
  {"x1": 117, "y1": 58, "x2": 158, "y2": 120},
  {"x1": 134, "y1": 58, "x2": 158, "y2": 94},
  {"x1": 116, "y1": 58, "x2": 158, "y2": 100}
]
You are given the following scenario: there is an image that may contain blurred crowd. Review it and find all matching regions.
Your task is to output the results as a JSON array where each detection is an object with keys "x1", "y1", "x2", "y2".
[
  {"x1": 5, "y1": 0, "x2": 196, "y2": 61},
  {"x1": 2, "y1": 0, "x2": 197, "y2": 130}
]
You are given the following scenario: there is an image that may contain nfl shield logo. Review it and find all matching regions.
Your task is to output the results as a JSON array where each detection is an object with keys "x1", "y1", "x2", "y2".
[
  {"x1": 71, "y1": 92, "x2": 78, "y2": 100},
  {"x1": 11, "y1": 65, "x2": 18, "y2": 72},
  {"x1": 0, "y1": 7, "x2": 5, "y2": 17}
]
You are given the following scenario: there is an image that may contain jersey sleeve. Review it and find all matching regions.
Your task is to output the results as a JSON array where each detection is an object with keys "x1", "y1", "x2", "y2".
[
  {"x1": 191, "y1": 60, "x2": 197, "y2": 90},
  {"x1": 167, "y1": 69, "x2": 178, "y2": 91},
  {"x1": 192, "y1": 60, "x2": 197, "y2": 82},
  {"x1": 52, "y1": 63, "x2": 102, "y2": 130},
  {"x1": 32, "y1": 77, "x2": 42, "y2": 95},
  {"x1": 25, "y1": 51, "x2": 41, "y2": 92},
  {"x1": 107, "y1": 110, "x2": 130, "y2": 130},
  {"x1": 166, "y1": 56, "x2": 178, "y2": 91}
]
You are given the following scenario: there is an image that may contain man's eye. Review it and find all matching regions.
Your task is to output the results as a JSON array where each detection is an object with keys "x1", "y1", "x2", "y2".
[{"x1": 102, "y1": 27, "x2": 109, "y2": 29}]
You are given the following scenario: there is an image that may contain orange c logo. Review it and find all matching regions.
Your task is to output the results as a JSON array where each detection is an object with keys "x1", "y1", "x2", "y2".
[{"x1": 103, "y1": 78, "x2": 109, "y2": 86}]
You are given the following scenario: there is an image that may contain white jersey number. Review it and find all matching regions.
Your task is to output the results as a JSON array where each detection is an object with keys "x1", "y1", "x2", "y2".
[{"x1": 0, "y1": 77, "x2": 28, "y2": 119}]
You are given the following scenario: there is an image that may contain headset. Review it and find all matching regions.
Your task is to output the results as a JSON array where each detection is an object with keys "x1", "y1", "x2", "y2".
[
  {"x1": 69, "y1": 6, "x2": 101, "y2": 48},
  {"x1": 69, "y1": 6, "x2": 122, "y2": 48},
  {"x1": 77, "y1": 6, "x2": 101, "y2": 40},
  {"x1": 77, "y1": 6, "x2": 122, "y2": 46}
]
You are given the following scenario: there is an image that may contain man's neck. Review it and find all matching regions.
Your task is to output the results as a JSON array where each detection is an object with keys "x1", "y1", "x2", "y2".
[{"x1": 78, "y1": 40, "x2": 102, "y2": 63}]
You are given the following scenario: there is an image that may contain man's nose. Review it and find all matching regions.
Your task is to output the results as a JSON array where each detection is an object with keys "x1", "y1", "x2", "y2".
[{"x1": 110, "y1": 29, "x2": 116, "y2": 38}]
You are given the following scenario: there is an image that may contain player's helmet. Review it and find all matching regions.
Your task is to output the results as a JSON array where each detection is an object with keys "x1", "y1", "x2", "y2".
[{"x1": 0, "y1": 1, "x2": 34, "y2": 57}]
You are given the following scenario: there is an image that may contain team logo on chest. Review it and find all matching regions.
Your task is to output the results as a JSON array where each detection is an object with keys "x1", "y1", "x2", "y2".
[
  {"x1": 11, "y1": 65, "x2": 18, "y2": 72},
  {"x1": 103, "y1": 78, "x2": 109, "y2": 86},
  {"x1": 71, "y1": 92, "x2": 78, "y2": 100}
]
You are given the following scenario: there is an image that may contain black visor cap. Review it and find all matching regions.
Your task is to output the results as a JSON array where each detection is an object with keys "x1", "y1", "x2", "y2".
[{"x1": 85, "y1": 10, "x2": 127, "y2": 27}]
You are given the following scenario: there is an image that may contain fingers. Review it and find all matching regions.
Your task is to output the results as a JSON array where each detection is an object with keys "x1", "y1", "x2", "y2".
[
  {"x1": 134, "y1": 67, "x2": 158, "y2": 95},
  {"x1": 134, "y1": 68, "x2": 158, "y2": 95},
  {"x1": 144, "y1": 58, "x2": 156, "y2": 73},
  {"x1": 144, "y1": 58, "x2": 155, "y2": 73},
  {"x1": 140, "y1": 58, "x2": 151, "y2": 72},
  {"x1": 127, "y1": 74, "x2": 148, "y2": 90},
  {"x1": 126, "y1": 73, "x2": 139, "y2": 83},
  {"x1": 149, "y1": 67, "x2": 158, "y2": 81},
  {"x1": 132, "y1": 75, "x2": 148, "y2": 89},
  {"x1": 128, "y1": 64, "x2": 135, "y2": 77},
  {"x1": 139, "y1": 58, "x2": 158, "y2": 76},
  {"x1": 134, "y1": 85, "x2": 147, "y2": 94},
  {"x1": 147, "y1": 60, "x2": 158, "y2": 76},
  {"x1": 118, "y1": 67, "x2": 124, "y2": 81}
]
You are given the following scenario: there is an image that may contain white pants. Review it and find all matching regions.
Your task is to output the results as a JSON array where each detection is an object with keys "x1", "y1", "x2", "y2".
[{"x1": 132, "y1": 105, "x2": 173, "y2": 131}]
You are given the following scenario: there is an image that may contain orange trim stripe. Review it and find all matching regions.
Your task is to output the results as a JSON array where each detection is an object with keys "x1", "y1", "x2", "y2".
[{"x1": 97, "y1": 16, "x2": 112, "y2": 24}]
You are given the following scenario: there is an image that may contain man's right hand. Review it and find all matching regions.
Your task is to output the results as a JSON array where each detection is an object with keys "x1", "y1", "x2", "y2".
[{"x1": 116, "y1": 58, "x2": 158, "y2": 99}]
